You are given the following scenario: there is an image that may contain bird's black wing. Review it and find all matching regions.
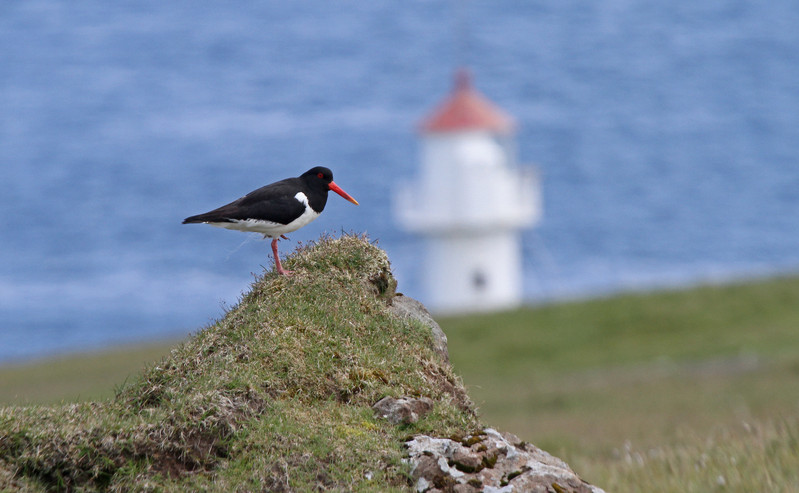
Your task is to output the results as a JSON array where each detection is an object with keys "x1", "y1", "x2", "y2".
[{"x1": 183, "y1": 177, "x2": 306, "y2": 225}]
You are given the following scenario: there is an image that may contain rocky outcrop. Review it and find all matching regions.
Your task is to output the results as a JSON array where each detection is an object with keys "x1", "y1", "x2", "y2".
[
  {"x1": 372, "y1": 396, "x2": 435, "y2": 425},
  {"x1": 405, "y1": 429, "x2": 605, "y2": 493},
  {"x1": 389, "y1": 295, "x2": 604, "y2": 493},
  {"x1": 389, "y1": 294, "x2": 450, "y2": 363}
]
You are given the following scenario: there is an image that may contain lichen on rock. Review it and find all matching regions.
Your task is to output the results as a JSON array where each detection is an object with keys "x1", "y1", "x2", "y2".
[{"x1": 404, "y1": 429, "x2": 605, "y2": 493}]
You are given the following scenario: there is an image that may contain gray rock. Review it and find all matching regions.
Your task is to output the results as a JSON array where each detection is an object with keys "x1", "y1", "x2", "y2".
[
  {"x1": 389, "y1": 294, "x2": 449, "y2": 362},
  {"x1": 405, "y1": 429, "x2": 605, "y2": 493},
  {"x1": 388, "y1": 296, "x2": 604, "y2": 492},
  {"x1": 372, "y1": 396, "x2": 435, "y2": 425}
]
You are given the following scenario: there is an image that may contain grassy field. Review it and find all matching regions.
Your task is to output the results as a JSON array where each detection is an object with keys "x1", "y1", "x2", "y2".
[
  {"x1": 440, "y1": 276, "x2": 799, "y2": 491},
  {"x1": 2, "y1": 265, "x2": 799, "y2": 490},
  {"x1": 0, "y1": 343, "x2": 177, "y2": 405}
]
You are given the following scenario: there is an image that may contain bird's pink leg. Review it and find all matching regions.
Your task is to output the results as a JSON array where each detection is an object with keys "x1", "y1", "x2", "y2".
[{"x1": 271, "y1": 237, "x2": 293, "y2": 276}]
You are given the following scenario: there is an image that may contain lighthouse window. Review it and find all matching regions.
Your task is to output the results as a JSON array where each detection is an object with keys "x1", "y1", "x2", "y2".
[{"x1": 472, "y1": 270, "x2": 487, "y2": 290}]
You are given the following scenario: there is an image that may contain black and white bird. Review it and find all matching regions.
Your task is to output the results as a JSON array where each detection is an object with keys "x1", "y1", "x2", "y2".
[{"x1": 183, "y1": 166, "x2": 359, "y2": 275}]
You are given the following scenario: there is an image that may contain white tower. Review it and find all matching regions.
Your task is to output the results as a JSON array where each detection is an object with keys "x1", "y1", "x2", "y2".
[{"x1": 395, "y1": 69, "x2": 541, "y2": 313}]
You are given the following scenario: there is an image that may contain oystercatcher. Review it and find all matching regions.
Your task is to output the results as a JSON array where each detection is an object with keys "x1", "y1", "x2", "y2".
[{"x1": 183, "y1": 166, "x2": 359, "y2": 275}]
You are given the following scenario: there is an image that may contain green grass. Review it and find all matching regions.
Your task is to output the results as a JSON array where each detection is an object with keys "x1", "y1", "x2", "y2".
[
  {"x1": 0, "y1": 343, "x2": 176, "y2": 406},
  {"x1": 5, "y1": 242, "x2": 799, "y2": 491},
  {"x1": 570, "y1": 417, "x2": 799, "y2": 492},
  {"x1": 440, "y1": 277, "x2": 799, "y2": 491},
  {"x1": 0, "y1": 235, "x2": 477, "y2": 491}
]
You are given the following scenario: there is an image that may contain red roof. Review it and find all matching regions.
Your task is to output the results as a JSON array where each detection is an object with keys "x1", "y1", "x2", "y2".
[{"x1": 420, "y1": 69, "x2": 515, "y2": 134}]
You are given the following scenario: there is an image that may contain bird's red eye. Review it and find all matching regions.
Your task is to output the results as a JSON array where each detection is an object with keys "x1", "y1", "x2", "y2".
[{"x1": 317, "y1": 172, "x2": 324, "y2": 179}]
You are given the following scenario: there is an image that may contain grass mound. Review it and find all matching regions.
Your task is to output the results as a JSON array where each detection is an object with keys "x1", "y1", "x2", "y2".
[{"x1": 0, "y1": 234, "x2": 477, "y2": 491}]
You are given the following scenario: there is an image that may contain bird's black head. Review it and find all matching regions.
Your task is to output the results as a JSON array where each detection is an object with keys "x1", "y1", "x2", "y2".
[
  {"x1": 301, "y1": 166, "x2": 359, "y2": 205},
  {"x1": 302, "y1": 166, "x2": 334, "y2": 186}
]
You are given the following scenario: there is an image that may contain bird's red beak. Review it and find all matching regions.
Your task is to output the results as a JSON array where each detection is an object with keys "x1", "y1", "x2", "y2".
[{"x1": 328, "y1": 181, "x2": 359, "y2": 205}]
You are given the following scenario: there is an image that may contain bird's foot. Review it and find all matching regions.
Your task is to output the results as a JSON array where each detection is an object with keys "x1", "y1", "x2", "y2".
[
  {"x1": 280, "y1": 234, "x2": 289, "y2": 240},
  {"x1": 274, "y1": 257, "x2": 294, "y2": 276}
]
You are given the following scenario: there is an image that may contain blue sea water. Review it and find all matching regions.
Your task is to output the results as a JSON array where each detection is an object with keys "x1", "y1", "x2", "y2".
[{"x1": 2, "y1": 1, "x2": 799, "y2": 362}]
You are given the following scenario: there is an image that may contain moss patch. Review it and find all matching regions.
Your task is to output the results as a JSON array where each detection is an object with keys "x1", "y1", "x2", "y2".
[{"x1": 0, "y1": 234, "x2": 477, "y2": 491}]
